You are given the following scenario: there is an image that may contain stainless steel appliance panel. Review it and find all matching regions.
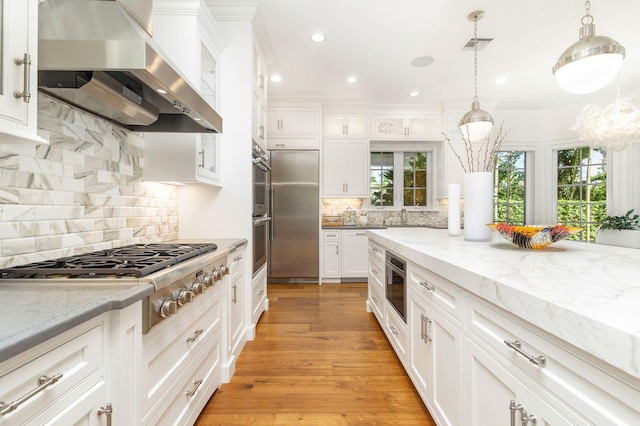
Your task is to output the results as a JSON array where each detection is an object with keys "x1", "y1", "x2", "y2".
[
  {"x1": 385, "y1": 251, "x2": 407, "y2": 322},
  {"x1": 269, "y1": 150, "x2": 319, "y2": 281}
]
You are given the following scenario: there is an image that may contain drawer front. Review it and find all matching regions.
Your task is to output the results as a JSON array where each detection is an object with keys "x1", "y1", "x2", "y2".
[
  {"x1": 323, "y1": 230, "x2": 341, "y2": 240},
  {"x1": 230, "y1": 248, "x2": 246, "y2": 279},
  {"x1": 251, "y1": 274, "x2": 267, "y2": 324},
  {"x1": 384, "y1": 304, "x2": 407, "y2": 364},
  {"x1": 0, "y1": 321, "x2": 103, "y2": 425},
  {"x1": 466, "y1": 296, "x2": 640, "y2": 425},
  {"x1": 142, "y1": 329, "x2": 223, "y2": 426},
  {"x1": 368, "y1": 257, "x2": 384, "y2": 291},
  {"x1": 369, "y1": 280, "x2": 384, "y2": 324},
  {"x1": 408, "y1": 262, "x2": 461, "y2": 321},
  {"x1": 141, "y1": 289, "x2": 223, "y2": 415},
  {"x1": 368, "y1": 240, "x2": 384, "y2": 265}
]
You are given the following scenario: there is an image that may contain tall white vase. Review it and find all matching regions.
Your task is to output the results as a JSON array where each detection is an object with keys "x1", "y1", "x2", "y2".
[{"x1": 464, "y1": 172, "x2": 493, "y2": 241}]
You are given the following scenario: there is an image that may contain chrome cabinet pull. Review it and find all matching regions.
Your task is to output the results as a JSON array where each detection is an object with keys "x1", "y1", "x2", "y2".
[
  {"x1": 232, "y1": 284, "x2": 237, "y2": 303},
  {"x1": 186, "y1": 328, "x2": 204, "y2": 343},
  {"x1": 419, "y1": 281, "x2": 435, "y2": 292},
  {"x1": 369, "y1": 246, "x2": 378, "y2": 253},
  {"x1": 504, "y1": 339, "x2": 546, "y2": 367},
  {"x1": 355, "y1": 232, "x2": 366, "y2": 236},
  {"x1": 13, "y1": 53, "x2": 31, "y2": 103},
  {"x1": 185, "y1": 379, "x2": 203, "y2": 398},
  {"x1": 510, "y1": 400, "x2": 537, "y2": 425},
  {"x1": 97, "y1": 403, "x2": 113, "y2": 426},
  {"x1": 258, "y1": 290, "x2": 264, "y2": 296},
  {"x1": 0, "y1": 373, "x2": 63, "y2": 415},
  {"x1": 259, "y1": 124, "x2": 264, "y2": 139},
  {"x1": 420, "y1": 313, "x2": 432, "y2": 343},
  {"x1": 372, "y1": 269, "x2": 378, "y2": 275},
  {"x1": 335, "y1": 245, "x2": 338, "y2": 255},
  {"x1": 198, "y1": 150, "x2": 205, "y2": 169}
]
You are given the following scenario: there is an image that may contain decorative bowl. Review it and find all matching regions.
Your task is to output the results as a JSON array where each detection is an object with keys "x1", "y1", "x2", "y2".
[{"x1": 487, "y1": 223, "x2": 582, "y2": 249}]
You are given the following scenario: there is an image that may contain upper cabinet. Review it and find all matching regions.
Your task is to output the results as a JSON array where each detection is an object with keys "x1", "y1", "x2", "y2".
[
  {"x1": 268, "y1": 107, "x2": 320, "y2": 135},
  {"x1": 252, "y1": 45, "x2": 267, "y2": 150},
  {"x1": 323, "y1": 139, "x2": 369, "y2": 197},
  {"x1": 370, "y1": 115, "x2": 442, "y2": 140},
  {"x1": 0, "y1": 0, "x2": 46, "y2": 144},
  {"x1": 143, "y1": 1, "x2": 223, "y2": 186},
  {"x1": 324, "y1": 113, "x2": 368, "y2": 138}
]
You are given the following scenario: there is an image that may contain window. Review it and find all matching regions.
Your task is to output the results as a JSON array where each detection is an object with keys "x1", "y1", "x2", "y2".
[
  {"x1": 370, "y1": 150, "x2": 432, "y2": 208},
  {"x1": 556, "y1": 147, "x2": 607, "y2": 241},
  {"x1": 493, "y1": 151, "x2": 527, "y2": 225}
]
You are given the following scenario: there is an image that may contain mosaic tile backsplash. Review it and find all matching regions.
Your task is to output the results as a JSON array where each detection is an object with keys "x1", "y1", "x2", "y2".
[{"x1": 0, "y1": 94, "x2": 178, "y2": 268}]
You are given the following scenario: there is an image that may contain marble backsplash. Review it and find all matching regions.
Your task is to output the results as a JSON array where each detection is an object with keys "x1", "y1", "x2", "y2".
[{"x1": 0, "y1": 94, "x2": 178, "y2": 268}]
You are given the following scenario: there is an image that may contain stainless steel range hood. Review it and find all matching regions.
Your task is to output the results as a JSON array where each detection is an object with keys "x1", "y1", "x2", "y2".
[{"x1": 38, "y1": 0, "x2": 222, "y2": 133}]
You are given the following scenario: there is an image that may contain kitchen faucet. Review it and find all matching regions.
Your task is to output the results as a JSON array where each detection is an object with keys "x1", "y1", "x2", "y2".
[{"x1": 401, "y1": 208, "x2": 407, "y2": 226}]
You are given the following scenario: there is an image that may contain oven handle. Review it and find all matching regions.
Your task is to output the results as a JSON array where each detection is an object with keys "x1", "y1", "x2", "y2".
[
  {"x1": 253, "y1": 217, "x2": 272, "y2": 226},
  {"x1": 385, "y1": 260, "x2": 406, "y2": 278},
  {"x1": 270, "y1": 187, "x2": 275, "y2": 240},
  {"x1": 253, "y1": 157, "x2": 271, "y2": 172}
]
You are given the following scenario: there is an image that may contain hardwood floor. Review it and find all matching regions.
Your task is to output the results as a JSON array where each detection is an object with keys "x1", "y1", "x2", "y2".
[{"x1": 195, "y1": 282, "x2": 436, "y2": 425}]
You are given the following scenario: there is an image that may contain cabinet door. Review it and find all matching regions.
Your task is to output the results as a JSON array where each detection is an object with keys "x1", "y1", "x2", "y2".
[
  {"x1": 30, "y1": 381, "x2": 108, "y2": 426},
  {"x1": 252, "y1": 90, "x2": 266, "y2": 148},
  {"x1": 407, "y1": 116, "x2": 441, "y2": 139},
  {"x1": 344, "y1": 139, "x2": 369, "y2": 196},
  {"x1": 324, "y1": 115, "x2": 347, "y2": 137},
  {"x1": 322, "y1": 240, "x2": 340, "y2": 278},
  {"x1": 269, "y1": 108, "x2": 319, "y2": 134},
  {"x1": 409, "y1": 294, "x2": 432, "y2": 399},
  {"x1": 0, "y1": 0, "x2": 44, "y2": 144},
  {"x1": 465, "y1": 339, "x2": 527, "y2": 426},
  {"x1": 341, "y1": 230, "x2": 368, "y2": 277},
  {"x1": 228, "y1": 254, "x2": 246, "y2": 358},
  {"x1": 325, "y1": 114, "x2": 367, "y2": 137},
  {"x1": 197, "y1": 134, "x2": 220, "y2": 184},
  {"x1": 322, "y1": 140, "x2": 346, "y2": 195},
  {"x1": 344, "y1": 114, "x2": 367, "y2": 136},
  {"x1": 371, "y1": 117, "x2": 405, "y2": 139}
]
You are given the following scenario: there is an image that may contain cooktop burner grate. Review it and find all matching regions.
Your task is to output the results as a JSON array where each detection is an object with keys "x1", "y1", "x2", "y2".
[{"x1": 0, "y1": 243, "x2": 217, "y2": 279}]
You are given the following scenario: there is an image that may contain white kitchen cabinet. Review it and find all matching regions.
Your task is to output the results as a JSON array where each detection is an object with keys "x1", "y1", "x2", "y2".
[
  {"x1": 324, "y1": 113, "x2": 368, "y2": 138},
  {"x1": 465, "y1": 339, "x2": 590, "y2": 426},
  {"x1": 0, "y1": 304, "x2": 141, "y2": 426},
  {"x1": 409, "y1": 289, "x2": 463, "y2": 426},
  {"x1": 321, "y1": 230, "x2": 341, "y2": 279},
  {"x1": 226, "y1": 247, "x2": 247, "y2": 378},
  {"x1": 145, "y1": 2, "x2": 222, "y2": 186},
  {"x1": 141, "y1": 285, "x2": 223, "y2": 425},
  {"x1": 250, "y1": 263, "x2": 268, "y2": 332},
  {"x1": 384, "y1": 302, "x2": 408, "y2": 366},
  {"x1": 268, "y1": 107, "x2": 320, "y2": 135},
  {"x1": 252, "y1": 87, "x2": 267, "y2": 149},
  {"x1": 253, "y1": 45, "x2": 268, "y2": 101},
  {"x1": 323, "y1": 139, "x2": 369, "y2": 197},
  {"x1": 341, "y1": 229, "x2": 369, "y2": 277},
  {"x1": 0, "y1": 0, "x2": 46, "y2": 145},
  {"x1": 370, "y1": 115, "x2": 441, "y2": 140}
]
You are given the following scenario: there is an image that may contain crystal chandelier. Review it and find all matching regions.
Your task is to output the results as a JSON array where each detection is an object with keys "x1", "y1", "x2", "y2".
[{"x1": 572, "y1": 80, "x2": 640, "y2": 151}]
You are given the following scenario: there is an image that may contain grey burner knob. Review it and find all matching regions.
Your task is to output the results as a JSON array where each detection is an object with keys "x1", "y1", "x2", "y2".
[
  {"x1": 159, "y1": 298, "x2": 178, "y2": 318},
  {"x1": 176, "y1": 288, "x2": 194, "y2": 306},
  {"x1": 190, "y1": 281, "x2": 204, "y2": 294}
]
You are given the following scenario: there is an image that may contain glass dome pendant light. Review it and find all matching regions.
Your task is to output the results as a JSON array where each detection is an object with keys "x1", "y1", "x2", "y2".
[
  {"x1": 552, "y1": 0, "x2": 625, "y2": 94},
  {"x1": 459, "y1": 10, "x2": 494, "y2": 142}
]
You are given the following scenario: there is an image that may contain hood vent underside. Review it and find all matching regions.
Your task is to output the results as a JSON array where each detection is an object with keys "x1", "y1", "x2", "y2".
[{"x1": 37, "y1": 0, "x2": 222, "y2": 134}]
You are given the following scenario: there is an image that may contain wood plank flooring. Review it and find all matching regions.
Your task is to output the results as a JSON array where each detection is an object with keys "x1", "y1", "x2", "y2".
[{"x1": 195, "y1": 282, "x2": 436, "y2": 425}]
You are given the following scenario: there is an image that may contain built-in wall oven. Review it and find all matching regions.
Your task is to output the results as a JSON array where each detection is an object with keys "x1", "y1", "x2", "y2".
[
  {"x1": 252, "y1": 143, "x2": 271, "y2": 276},
  {"x1": 385, "y1": 251, "x2": 407, "y2": 322}
]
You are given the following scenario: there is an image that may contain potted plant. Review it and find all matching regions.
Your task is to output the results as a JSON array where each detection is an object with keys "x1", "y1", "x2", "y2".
[{"x1": 595, "y1": 209, "x2": 640, "y2": 248}]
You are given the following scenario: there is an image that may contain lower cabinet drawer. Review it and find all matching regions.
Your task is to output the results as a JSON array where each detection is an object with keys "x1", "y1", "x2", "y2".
[
  {"x1": 368, "y1": 258, "x2": 384, "y2": 291},
  {"x1": 141, "y1": 290, "x2": 223, "y2": 416},
  {"x1": 0, "y1": 321, "x2": 104, "y2": 425},
  {"x1": 384, "y1": 304, "x2": 407, "y2": 365},
  {"x1": 251, "y1": 270, "x2": 267, "y2": 324},
  {"x1": 142, "y1": 329, "x2": 223, "y2": 426},
  {"x1": 466, "y1": 296, "x2": 640, "y2": 425},
  {"x1": 408, "y1": 262, "x2": 461, "y2": 321},
  {"x1": 368, "y1": 281, "x2": 384, "y2": 324}
]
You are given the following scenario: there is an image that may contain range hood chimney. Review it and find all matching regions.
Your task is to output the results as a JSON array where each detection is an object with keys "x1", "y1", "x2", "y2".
[{"x1": 38, "y1": 0, "x2": 222, "y2": 134}]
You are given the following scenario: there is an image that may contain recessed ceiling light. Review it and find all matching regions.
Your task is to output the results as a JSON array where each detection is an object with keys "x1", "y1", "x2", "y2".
[
  {"x1": 346, "y1": 76, "x2": 358, "y2": 83},
  {"x1": 494, "y1": 76, "x2": 508, "y2": 85},
  {"x1": 271, "y1": 75, "x2": 282, "y2": 82},
  {"x1": 409, "y1": 91, "x2": 420, "y2": 97},
  {"x1": 410, "y1": 56, "x2": 435, "y2": 68},
  {"x1": 157, "y1": 88, "x2": 167, "y2": 94},
  {"x1": 310, "y1": 33, "x2": 326, "y2": 43}
]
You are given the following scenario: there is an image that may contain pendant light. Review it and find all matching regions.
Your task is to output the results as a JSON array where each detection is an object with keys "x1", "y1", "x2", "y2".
[
  {"x1": 459, "y1": 10, "x2": 493, "y2": 142},
  {"x1": 553, "y1": 0, "x2": 625, "y2": 94}
]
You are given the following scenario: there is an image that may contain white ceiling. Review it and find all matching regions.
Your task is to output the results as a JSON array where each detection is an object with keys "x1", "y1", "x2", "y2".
[{"x1": 250, "y1": 0, "x2": 640, "y2": 111}]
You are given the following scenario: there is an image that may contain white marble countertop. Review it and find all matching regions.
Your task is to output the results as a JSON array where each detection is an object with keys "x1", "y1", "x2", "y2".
[
  {"x1": 367, "y1": 228, "x2": 640, "y2": 380},
  {"x1": 0, "y1": 238, "x2": 247, "y2": 364}
]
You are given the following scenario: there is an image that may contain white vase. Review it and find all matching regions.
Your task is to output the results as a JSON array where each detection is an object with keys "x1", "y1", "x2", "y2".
[{"x1": 464, "y1": 172, "x2": 493, "y2": 242}]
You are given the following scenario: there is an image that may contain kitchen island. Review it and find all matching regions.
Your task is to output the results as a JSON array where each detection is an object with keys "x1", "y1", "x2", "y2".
[{"x1": 367, "y1": 227, "x2": 640, "y2": 425}]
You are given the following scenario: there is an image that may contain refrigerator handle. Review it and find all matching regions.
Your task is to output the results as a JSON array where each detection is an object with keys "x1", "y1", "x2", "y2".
[{"x1": 270, "y1": 187, "x2": 275, "y2": 241}]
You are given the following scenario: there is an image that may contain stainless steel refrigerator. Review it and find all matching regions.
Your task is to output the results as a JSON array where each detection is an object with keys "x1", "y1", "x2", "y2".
[{"x1": 268, "y1": 150, "x2": 319, "y2": 282}]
